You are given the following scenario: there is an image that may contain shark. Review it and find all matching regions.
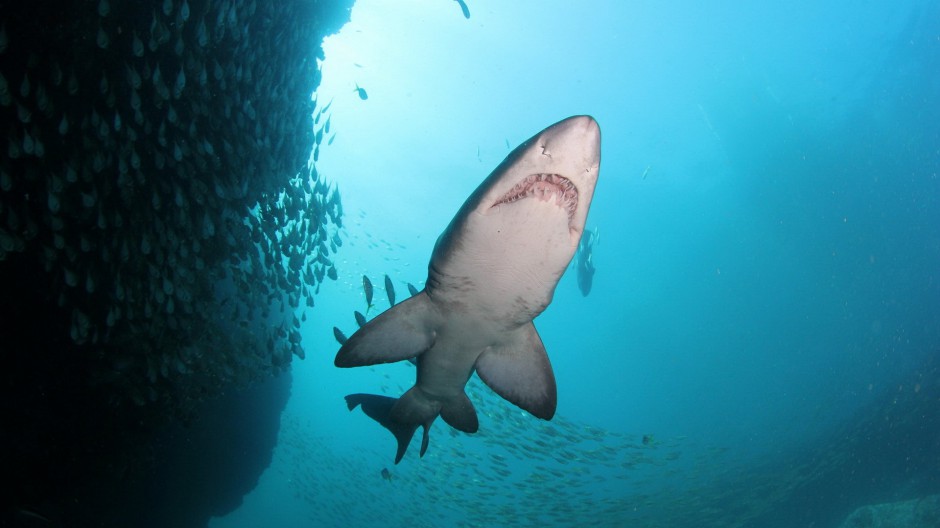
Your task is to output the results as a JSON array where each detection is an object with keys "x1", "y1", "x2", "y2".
[{"x1": 335, "y1": 115, "x2": 601, "y2": 463}]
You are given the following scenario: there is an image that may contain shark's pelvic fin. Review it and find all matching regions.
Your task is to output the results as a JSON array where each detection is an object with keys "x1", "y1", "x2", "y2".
[
  {"x1": 439, "y1": 391, "x2": 479, "y2": 433},
  {"x1": 475, "y1": 323, "x2": 557, "y2": 420},
  {"x1": 345, "y1": 393, "x2": 435, "y2": 464},
  {"x1": 335, "y1": 293, "x2": 439, "y2": 368}
]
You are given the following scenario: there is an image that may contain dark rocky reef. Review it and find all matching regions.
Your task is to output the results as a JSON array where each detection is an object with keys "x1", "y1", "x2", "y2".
[
  {"x1": 0, "y1": 0, "x2": 352, "y2": 524},
  {"x1": 742, "y1": 355, "x2": 940, "y2": 528},
  {"x1": 838, "y1": 495, "x2": 940, "y2": 528}
]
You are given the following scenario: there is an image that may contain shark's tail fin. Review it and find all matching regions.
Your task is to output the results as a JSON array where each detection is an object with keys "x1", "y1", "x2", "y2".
[
  {"x1": 345, "y1": 393, "x2": 436, "y2": 464},
  {"x1": 345, "y1": 386, "x2": 478, "y2": 464}
]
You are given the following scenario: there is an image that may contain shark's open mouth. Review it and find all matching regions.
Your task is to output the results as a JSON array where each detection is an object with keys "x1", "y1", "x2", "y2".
[{"x1": 492, "y1": 173, "x2": 578, "y2": 221}]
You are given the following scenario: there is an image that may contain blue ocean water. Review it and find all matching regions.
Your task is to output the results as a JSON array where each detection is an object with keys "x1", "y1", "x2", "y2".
[
  {"x1": 0, "y1": 0, "x2": 934, "y2": 526},
  {"x1": 209, "y1": 1, "x2": 939, "y2": 527}
]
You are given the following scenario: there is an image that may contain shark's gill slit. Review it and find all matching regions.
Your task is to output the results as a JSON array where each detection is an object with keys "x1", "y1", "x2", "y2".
[{"x1": 492, "y1": 173, "x2": 579, "y2": 220}]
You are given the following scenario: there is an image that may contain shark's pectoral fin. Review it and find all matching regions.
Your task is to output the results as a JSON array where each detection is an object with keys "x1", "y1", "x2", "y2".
[
  {"x1": 475, "y1": 323, "x2": 557, "y2": 420},
  {"x1": 346, "y1": 393, "x2": 436, "y2": 464},
  {"x1": 335, "y1": 293, "x2": 439, "y2": 368}
]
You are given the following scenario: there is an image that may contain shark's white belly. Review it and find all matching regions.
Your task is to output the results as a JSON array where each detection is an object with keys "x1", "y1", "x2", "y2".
[
  {"x1": 428, "y1": 198, "x2": 577, "y2": 328},
  {"x1": 414, "y1": 319, "x2": 492, "y2": 398}
]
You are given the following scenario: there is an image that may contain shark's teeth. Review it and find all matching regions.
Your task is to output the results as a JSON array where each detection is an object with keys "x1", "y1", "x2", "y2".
[{"x1": 492, "y1": 173, "x2": 578, "y2": 220}]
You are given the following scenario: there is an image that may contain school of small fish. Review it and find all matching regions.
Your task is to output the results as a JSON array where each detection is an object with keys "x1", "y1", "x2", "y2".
[
  {"x1": 276, "y1": 384, "x2": 743, "y2": 528},
  {"x1": 0, "y1": 0, "x2": 346, "y2": 413}
]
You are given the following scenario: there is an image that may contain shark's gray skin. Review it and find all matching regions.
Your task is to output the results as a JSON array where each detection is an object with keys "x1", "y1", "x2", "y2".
[{"x1": 336, "y1": 115, "x2": 601, "y2": 463}]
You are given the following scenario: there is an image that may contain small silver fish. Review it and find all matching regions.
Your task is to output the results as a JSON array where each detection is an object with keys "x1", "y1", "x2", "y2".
[
  {"x1": 333, "y1": 326, "x2": 347, "y2": 345},
  {"x1": 384, "y1": 274, "x2": 395, "y2": 306},
  {"x1": 362, "y1": 275, "x2": 374, "y2": 311},
  {"x1": 354, "y1": 83, "x2": 368, "y2": 100},
  {"x1": 455, "y1": 0, "x2": 470, "y2": 19}
]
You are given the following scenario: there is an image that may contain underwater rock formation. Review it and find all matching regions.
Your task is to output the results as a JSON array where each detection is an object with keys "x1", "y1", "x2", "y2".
[
  {"x1": 838, "y1": 495, "x2": 940, "y2": 528},
  {"x1": 0, "y1": 0, "x2": 352, "y2": 522}
]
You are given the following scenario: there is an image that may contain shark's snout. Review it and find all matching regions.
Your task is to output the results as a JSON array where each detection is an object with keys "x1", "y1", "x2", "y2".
[
  {"x1": 539, "y1": 115, "x2": 601, "y2": 170},
  {"x1": 485, "y1": 115, "x2": 600, "y2": 234},
  {"x1": 544, "y1": 115, "x2": 600, "y2": 234}
]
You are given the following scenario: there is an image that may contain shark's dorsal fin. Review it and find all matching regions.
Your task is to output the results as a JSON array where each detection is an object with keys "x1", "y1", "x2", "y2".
[
  {"x1": 475, "y1": 323, "x2": 557, "y2": 420},
  {"x1": 335, "y1": 293, "x2": 439, "y2": 367}
]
